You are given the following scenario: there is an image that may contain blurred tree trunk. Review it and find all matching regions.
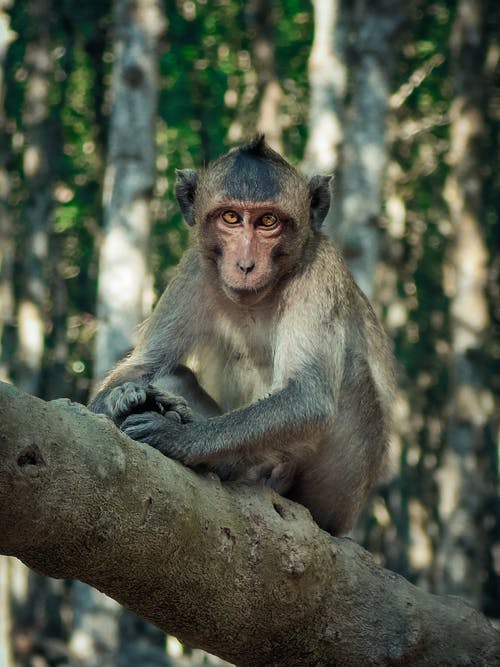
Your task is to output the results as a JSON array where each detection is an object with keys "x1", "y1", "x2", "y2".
[
  {"x1": 0, "y1": 0, "x2": 15, "y2": 384},
  {"x1": 303, "y1": 0, "x2": 346, "y2": 179},
  {"x1": 0, "y1": 557, "x2": 14, "y2": 667},
  {"x1": 303, "y1": 0, "x2": 413, "y2": 584},
  {"x1": 44, "y1": 36, "x2": 72, "y2": 401},
  {"x1": 304, "y1": 0, "x2": 405, "y2": 298},
  {"x1": 93, "y1": 0, "x2": 165, "y2": 382},
  {"x1": 68, "y1": 581, "x2": 122, "y2": 667},
  {"x1": 333, "y1": 0, "x2": 406, "y2": 299},
  {"x1": 10, "y1": 6, "x2": 55, "y2": 662},
  {"x1": 79, "y1": 2, "x2": 167, "y2": 666},
  {"x1": 44, "y1": 234, "x2": 70, "y2": 399},
  {"x1": 15, "y1": 0, "x2": 53, "y2": 396},
  {"x1": 483, "y1": 0, "x2": 500, "y2": 618},
  {"x1": 437, "y1": 0, "x2": 491, "y2": 607},
  {"x1": 246, "y1": 0, "x2": 283, "y2": 152}
]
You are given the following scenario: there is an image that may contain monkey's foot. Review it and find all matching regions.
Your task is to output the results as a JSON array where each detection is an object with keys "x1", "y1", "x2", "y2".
[
  {"x1": 237, "y1": 459, "x2": 297, "y2": 495},
  {"x1": 266, "y1": 460, "x2": 297, "y2": 495}
]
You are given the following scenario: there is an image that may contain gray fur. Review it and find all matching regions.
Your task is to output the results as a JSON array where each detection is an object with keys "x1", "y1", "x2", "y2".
[{"x1": 89, "y1": 139, "x2": 395, "y2": 536}]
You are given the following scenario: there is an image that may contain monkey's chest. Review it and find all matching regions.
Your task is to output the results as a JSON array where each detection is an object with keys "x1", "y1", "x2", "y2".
[{"x1": 190, "y1": 315, "x2": 274, "y2": 411}]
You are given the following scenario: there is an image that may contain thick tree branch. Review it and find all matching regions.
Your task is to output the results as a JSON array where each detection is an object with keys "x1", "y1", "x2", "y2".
[{"x1": 0, "y1": 382, "x2": 498, "y2": 667}]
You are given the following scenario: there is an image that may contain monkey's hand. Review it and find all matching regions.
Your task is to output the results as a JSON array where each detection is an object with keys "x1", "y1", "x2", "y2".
[
  {"x1": 120, "y1": 410, "x2": 193, "y2": 461},
  {"x1": 105, "y1": 382, "x2": 148, "y2": 423},
  {"x1": 106, "y1": 382, "x2": 193, "y2": 426}
]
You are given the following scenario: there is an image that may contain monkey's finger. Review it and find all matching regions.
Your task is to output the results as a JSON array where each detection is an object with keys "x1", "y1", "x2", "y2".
[
  {"x1": 167, "y1": 403, "x2": 193, "y2": 423},
  {"x1": 150, "y1": 391, "x2": 193, "y2": 423},
  {"x1": 108, "y1": 383, "x2": 148, "y2": 418},
  {"x1": 122, "y1": 425, "x2": 147, "y2": 441},
  {"x1": 124, "y1": 383, "x2": 148, "y2": 405},
  {"x1": 163, "y1": 410, "x2": 182, "y2": 423},
  {"x1": 121, "y1": 411, "x2": 155, "y2": 427},
  {"x1": 152, "y1": 392, "x2": 191, "y2": 414},
  {"x1": 121, "y1": 412, "x2": 157, "y2": 437}
]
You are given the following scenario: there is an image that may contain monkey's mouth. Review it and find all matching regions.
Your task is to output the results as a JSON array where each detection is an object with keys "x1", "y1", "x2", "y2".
[{"x1": 222, "y1": 281, "x2": 273, "y2": 305}]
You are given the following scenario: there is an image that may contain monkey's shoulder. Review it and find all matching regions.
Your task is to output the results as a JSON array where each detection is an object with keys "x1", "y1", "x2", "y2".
[{"x1": 280, "y1": 238, "x2": 359, "y2": 319}]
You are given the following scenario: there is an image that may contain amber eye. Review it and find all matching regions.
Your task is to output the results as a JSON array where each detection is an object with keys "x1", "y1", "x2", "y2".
[
  {"x1": 260, "y1": 213, "x2": 278, "y2": 227},
  {"x1": 222, "y1": 210, "x2": 240, "y2": 224}
]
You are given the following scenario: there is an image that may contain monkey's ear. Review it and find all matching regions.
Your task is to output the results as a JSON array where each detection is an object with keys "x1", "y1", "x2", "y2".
[
  {"x1": 309, "y1": 175, "x2": 332, "y2": 231},
  {"x1": 175, "y1": 169, "x2": 198, "y2": 226}
]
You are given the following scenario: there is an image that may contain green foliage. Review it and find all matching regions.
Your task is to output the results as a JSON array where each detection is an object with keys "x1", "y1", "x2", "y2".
[
  {"x1": 390, "y1": 0, "x2": 453, "y2": 400},
  {"x1": 152, "y1": 0, "x2": 313, "y2": 286},
  {"x1": 3, "y1": 0, "x2": 110, "y2": 397}
]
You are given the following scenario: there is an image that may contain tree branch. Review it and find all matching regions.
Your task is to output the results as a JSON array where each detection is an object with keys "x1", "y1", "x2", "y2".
[{"x1": 0, "y1": 382, "x2": 498, "y2": 666}]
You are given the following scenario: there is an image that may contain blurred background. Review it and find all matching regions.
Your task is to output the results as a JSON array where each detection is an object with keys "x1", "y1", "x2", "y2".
[{"x1": 0, "y1": 0, "x2": 499, "y2": 665}]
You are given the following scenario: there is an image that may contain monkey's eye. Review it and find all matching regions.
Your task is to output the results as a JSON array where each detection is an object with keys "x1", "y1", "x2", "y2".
[
  {"x1": 222, "y1": 210, "x2": 240, "y2": 224},
  {"x1": 260, "y1": 213, "x2": 278, "y2": 228}
]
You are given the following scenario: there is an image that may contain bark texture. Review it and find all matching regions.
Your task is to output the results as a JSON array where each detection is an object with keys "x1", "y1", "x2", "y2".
[{"x1": 0, "y1": 382, "x2": 498, "y2": 667}]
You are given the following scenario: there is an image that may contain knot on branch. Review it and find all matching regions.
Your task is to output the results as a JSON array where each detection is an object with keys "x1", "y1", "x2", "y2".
[{"x1": 17, "y1": 444, "x2": 46, "y2": 469}]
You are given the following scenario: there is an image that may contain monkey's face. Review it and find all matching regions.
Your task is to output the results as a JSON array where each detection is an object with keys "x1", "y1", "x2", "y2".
[
  {"x1": 202, "y1": 202, "x2": 293, "y2": 305},
  {"x1": 175, "y1": 137, "x2": 333, "y2": 305}
]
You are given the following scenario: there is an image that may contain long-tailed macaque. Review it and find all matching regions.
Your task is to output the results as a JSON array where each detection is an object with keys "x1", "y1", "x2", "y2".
[{"x1": 89, "y1": 136, "x2": 395, "y2": 536}]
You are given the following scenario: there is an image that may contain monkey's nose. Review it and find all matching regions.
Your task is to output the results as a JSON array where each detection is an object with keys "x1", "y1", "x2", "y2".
[{"x1": 237, "y1": 259, "x2": 256, "y2": 274}]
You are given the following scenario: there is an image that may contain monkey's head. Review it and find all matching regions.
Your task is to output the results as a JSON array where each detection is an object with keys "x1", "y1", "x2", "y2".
[{"x1": 175, "y1": 135, "x2": 331, "y2": 305}]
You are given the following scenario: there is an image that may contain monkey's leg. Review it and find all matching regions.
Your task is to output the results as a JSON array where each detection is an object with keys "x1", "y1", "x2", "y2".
[
  {"x1": 266, "y1": 460, "x2": 297, "y2": 495},
  {"x1": 238, "y1": 460, "x2": 297, "y2": 495}
]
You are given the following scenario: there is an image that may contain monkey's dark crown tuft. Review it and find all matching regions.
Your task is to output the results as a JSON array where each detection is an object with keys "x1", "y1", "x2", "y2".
[
  {"x1": 240, "y1": 133, "x2": 267, "y2": 156},
  {"x1": 236, "y1": 134, "x2": 295, "y2": 171},
  {"x1": 201, "y1": 135, "x2": 305, "y2": 204}
]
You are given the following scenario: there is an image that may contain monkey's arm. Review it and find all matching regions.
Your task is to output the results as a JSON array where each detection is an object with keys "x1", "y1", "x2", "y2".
[
  {"x1": 89, "y1": 365, "x2": 221, "y2": 426},
  {"x1": 89, "y1": 250, "x2": 208, "y2": 420},
  {"x1": 121, "y1": 369, "x2": 333, "y2": 464}
]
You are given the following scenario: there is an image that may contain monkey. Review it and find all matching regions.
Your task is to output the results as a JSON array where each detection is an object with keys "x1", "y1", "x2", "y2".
[{"x1": 88, "y1": 135, "x2": 395, "y2": 536}]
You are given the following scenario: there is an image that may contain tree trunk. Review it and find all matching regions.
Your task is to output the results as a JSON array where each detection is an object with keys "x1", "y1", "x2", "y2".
[
  {"x1": 9, "y1": 5, "x2": 59, "y2": 657},
  {"x1": 86, "y1": 2, "x2": 167, "y2": 664},
  {"x1": 0, "y1": 0, "x2": 15, "y2": 384},
  {"x1": 303, "y1": 0, "x2": 346, "y2": 178},
  {"x1": 437, "y1": 0, "x2": 492, "y2": 608},
  {"x1": 246, "y1": 0, "x2": 283, "y2": 153},
  {"x1": 0, "y1": 383, "x2": 498, "y2": 667},
  {"x1": 0, "y1": 557, "x2": 14, "y2": 667},
  {"x1": 93, "y1": 0, "x2": 165, "y2": 382},
  {"x1": 44, "y1": 234, "x2": 70, "y2": 400},
  {"x1": 16, "y1": 0, "x2": 53, "y2": 396},
  {"x1": 333, "y1": 0, "x2": 405, "y2": 299},
  {"x1": 68, "y1": 581, "x2": 121, "y2": 667}
]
